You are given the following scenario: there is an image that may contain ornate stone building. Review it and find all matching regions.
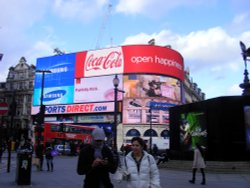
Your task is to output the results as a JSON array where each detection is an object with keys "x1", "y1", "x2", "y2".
[
  {"x1": 0, "y1": 57, "x2": 36, "y2": 141},
  {"x1": 183, "y1": 68, "x2": 205, "y2": 103}
]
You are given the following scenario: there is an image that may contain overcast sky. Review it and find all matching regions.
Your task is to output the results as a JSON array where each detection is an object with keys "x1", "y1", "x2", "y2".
[{"x1": 0, "y1": 0, "x2": 250, "y2": 99}]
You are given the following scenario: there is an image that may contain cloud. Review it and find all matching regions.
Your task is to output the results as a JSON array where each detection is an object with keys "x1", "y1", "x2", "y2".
[
  {"x1": 115, "y1": 0, "x2": 212, "y2": 17},
  {"x1": 121, "y1": 26, "x2": 250, "y2": 98},
  {"x1": 227, "y1": 84, "x2": 243, "y2": 96},
  {"x1": 122, "y1": 27, "x2": 247, "y2": 72},
  {"x1": 53, "y1": 0, "x2": 108, "y2": 22}
]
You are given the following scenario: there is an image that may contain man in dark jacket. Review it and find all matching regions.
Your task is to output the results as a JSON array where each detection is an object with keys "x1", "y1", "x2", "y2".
[{"x1": 77, "y1": 127, "x2": 117, "y2": 188}]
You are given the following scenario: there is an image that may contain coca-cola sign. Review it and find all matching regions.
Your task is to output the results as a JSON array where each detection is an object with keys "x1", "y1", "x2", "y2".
[{"x1": 84, "y1": 47, "x2": 124, "y2": 77}]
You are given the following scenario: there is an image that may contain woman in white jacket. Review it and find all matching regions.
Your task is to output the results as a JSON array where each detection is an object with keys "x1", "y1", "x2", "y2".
[
  {"x1": 189, "y1": 143, "x2": 206, "y2": 185},
  {"x1": 123, "y1": 137, "x2": 161, "y2": 188}
]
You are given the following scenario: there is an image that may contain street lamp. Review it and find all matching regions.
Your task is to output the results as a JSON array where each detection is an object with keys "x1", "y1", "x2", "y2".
[
  {"x1": 113, "y1": 74, "x2": 119, "y2": 151},
  {"x1": 239, "y1": 41, "x2": 250, "y2": 95},
  {"x1": 36, "y1": 70, "x2": 51, "y2": 142},
  {"x1": 149, "y1": 108, "x2": 153, "y2": 154}
]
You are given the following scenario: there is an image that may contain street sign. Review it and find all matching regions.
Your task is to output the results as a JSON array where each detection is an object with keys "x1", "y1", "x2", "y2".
[
  {"x1": 149, "y1": 101, "x2": 176, "y2": 111},
  {"x1": 0, "y1": 102, "x2": 8, "y2": 115}
]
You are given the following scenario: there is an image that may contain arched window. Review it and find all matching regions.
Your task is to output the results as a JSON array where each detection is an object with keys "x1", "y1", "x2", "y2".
[
  {"x1": 126, "y1": 129, "x2": 141, "y2": 137},
  {"x1": 144, "y1": 129, "x2": 158, "y2": 137},
  {"x1": 160, "y1": 130, "x2": 169, "y2": 138}
]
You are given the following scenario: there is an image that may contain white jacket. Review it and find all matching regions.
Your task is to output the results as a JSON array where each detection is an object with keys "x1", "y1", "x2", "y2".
[{"x1": 123, "y1": 151, "x2": 161, "y2": 188}]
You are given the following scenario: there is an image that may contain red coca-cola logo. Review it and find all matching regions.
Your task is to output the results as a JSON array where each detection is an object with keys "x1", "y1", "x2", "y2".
[{"x1": 85, "y1": 51, "x2": 122, "y2": 71}]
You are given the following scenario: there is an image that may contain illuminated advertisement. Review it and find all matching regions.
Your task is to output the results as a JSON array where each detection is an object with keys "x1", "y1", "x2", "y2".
[
  {"x1": 244, "y1": 106, "x2": 250, "y2": 150},
  {"x1": 33, "y1": 45, "x2": 184, "y2": 115},
  {"x1": 74, "y1": 75, "x2": 123, "y2": 103},
  {"x1": 179, "y1": 111, "x2": 207, "y2": 151},
  {"x1": 31, "y1": 102, "x2": 114, "y2": 115},
  {"x1": 124, "y1": 74, "x2": 181, "y2": 100},
  {"x1": 123, "y1": 74, "x2": 180, "y2": 124},
  {"x1": 75, "y1": 45, "x2": 184, "y2": 80},
  {"x1": 33, "y1": 53, "x2": 76, "y2": 105}
]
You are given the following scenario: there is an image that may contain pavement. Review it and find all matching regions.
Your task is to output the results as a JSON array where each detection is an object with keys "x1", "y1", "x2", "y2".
[{"x1": 0, "y1": 152, "x2": 250, "y2": 188}]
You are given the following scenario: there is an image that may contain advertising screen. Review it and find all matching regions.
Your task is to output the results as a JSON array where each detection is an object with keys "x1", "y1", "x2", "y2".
[
  {"x1": 124, "y1": 74, "x2": 181, "y2": 100},
  {"x1": 33, "y1": 53, "x2": 76, "y2": 105},
  {"x1": 34, "y1": 45, "x2": 184, "y2": 114},
  {"x1": 74, "y1": 75, "x2": 123, "y2": 103},
  {"x1": 123, "y1": 74, "x2": 180, "y2": 124},
  {"x1": 179, "y1": 111, "x2": 207, "y2": 151},
  {"x1": 244, "y1": 106, "x2": 250, "y2": 150}
]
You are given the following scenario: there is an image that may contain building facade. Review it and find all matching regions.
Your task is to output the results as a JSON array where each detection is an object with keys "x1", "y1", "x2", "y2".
[{"x1": 0, "y1": 57, "x2": 36, "y2": 141}]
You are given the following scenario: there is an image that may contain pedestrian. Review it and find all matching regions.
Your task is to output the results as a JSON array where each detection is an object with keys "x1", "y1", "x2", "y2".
[
  {"x1": 77, "y1": 127, "x2": 117, "y2": 188},
  {"x1": 157, "y1": 149, "x2": 169, "y2": 165},
  {"x1": 0, "y1": 141, "x2": 6, "y2": 163},
  {"x1": 122, "y1": 136, "x2": 161, "y2": 188},
  {"x1": 189, "y1": 143, "x2": 206, "y2": 185},
  {"x1": 45, "y1": 143, "x2": 54, "y2": 172},
  {"x1": 35, "y1": 141, "x2": 44, "y2": 171},
  {"x1": 152, "y1": 144, "x2": 159, "y2": 157},
  {"x1": 124, "y1": 144, "x2": 132, "y2": 155}
]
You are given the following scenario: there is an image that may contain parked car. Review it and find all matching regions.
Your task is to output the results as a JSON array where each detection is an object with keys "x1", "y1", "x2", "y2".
[{"x1": 54, "y1": 145, "x2": 71, "y2": 155}]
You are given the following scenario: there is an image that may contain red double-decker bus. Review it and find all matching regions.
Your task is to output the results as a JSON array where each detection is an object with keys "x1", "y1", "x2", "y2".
[{"x1": 41, "y1": 123, "x2": 95, "y2": 146}]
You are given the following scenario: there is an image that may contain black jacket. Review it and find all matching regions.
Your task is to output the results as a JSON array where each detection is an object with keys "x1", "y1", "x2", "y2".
[{"x1": 77, "y1": 144, "x2": 117, "y2": 188}]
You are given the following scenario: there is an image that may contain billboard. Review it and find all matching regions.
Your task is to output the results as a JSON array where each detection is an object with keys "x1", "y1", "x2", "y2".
[
  {"x1": 74, "y1": 75, "x2": 123, "y2": 103},
  {"x1": 123, "y1": 74, "x2": 180, "y2": 124},
  {"x1": 75, "y1": 45, "x2": 184, "y2": 80},
  {"x1": 179, "y1": 111, "x2": 207, "y2": 151},
  {"x1": 34, "y1": 53, "x2": 76, "y2": 105},
  {"x1": 34, "y1": 45, "x2": 184, "y2": 114}
]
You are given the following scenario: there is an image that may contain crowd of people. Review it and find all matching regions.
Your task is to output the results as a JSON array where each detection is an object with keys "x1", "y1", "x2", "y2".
[
  {"x1": 76, "y1": 127, "x2": 207, "y2": 188},
  {"x1": 1, "y1": 127, "x2": 207, "y2": 188}
]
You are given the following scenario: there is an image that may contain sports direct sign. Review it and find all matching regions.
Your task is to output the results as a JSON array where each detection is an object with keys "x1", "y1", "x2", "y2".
[
  {"x1": 75, "y1": 45, "x2": 184, "y2": 80},
  {"x1": 32, "y1": 102, "x2": 114, "y2": 115}
]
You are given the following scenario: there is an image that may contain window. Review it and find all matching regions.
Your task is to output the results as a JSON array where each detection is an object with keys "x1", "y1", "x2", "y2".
[
  {"x1": 126, "y1": 129, "x2": 141, "y2": 137},
  {"x1": 144, "y1": 129, "x2": 158, "y2": 137}
]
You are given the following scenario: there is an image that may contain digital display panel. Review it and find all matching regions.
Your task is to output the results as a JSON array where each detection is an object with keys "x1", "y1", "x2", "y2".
[{"x1": 179, "y1": 111, "x2": 207, "y2": 151}]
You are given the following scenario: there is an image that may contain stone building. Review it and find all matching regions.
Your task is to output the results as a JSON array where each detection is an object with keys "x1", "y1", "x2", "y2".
[{"x1": 0, "y1": 57, "x2": 36, "y2": 141}]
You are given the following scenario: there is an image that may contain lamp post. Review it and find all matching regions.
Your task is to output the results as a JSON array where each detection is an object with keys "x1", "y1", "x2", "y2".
[
  {"x1": 239, "y1": 41, "x2": 250, "y2": 95},
  {"x1": 113, "y1": 74, "x2": 119, "y2": 151},
  {"x1": 7, "y1": 92, "x2": 16, "y2": 173},
  {"x1": 36, "y1": 70, "x2": 51, "y2": 142},
  {"x1": 149, "y1": 108, "x2": 152, "y2": 154}
]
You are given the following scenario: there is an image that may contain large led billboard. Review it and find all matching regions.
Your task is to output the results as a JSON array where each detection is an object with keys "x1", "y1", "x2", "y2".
[
  {"x1": 179, "y1": 111, "x2": 207, "y2": 151},
  {"x1": 34, "y1": 53, "x2": 76, "y2": 105},
  {"x1": 123, "y1": 74, "x2": 180, "y2": 124},
  {"x1": 33, "y1": 45, "x2": 184, "y2": 115},
  {"x1": 74, "y1": 75, "x2": 123, "y2": 103}
]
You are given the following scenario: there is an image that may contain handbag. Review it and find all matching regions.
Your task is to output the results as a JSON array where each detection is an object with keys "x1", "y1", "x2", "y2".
[
  {"x1": 51, "y1": 150, "x2": 59, "y2": 157},
  {"x1": 113, "y1": 167, "x2": 130, "y2": 182},
  {"x1": 113, "y1": 156, "x2": 130, "y2": 182},
  {"x1": 113, "y1": 167, "x2": 124, "y2": 182},
  {"x1": 32, "y1": 157, "x2": 40, "y2": 167}
]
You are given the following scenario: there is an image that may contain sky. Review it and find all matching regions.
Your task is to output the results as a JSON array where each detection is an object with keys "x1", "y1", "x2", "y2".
[{"x1": 0, "y1": 0, "x2": 250, "y2": 99}]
